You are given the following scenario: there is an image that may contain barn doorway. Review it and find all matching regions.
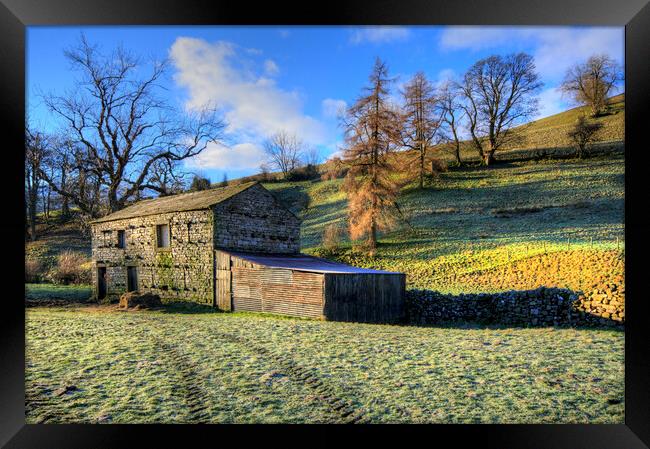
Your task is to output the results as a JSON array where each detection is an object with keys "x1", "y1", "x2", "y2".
[
  {"x1": 97, "y1": 266, "x2": 107, "y2": 300},
  {"x1": 127, "y1": 266, "x2": 138, "y2": 292}
]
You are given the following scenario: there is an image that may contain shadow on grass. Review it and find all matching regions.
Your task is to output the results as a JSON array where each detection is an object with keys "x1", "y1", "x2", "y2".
[
  {"x1": 158, "y1": 301, "x2": 222, "y2": 314},
  {"x1": 401, "y1": 318, "x2": 625, "y2": 332},
  {"x1": 268, "y1": 185, "x2": 311, "y2": 215}
]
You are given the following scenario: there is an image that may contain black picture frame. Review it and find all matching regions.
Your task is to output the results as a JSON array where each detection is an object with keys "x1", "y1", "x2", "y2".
[{"x1": 2, "y1": 0, "x2": 649, "y2": 447}]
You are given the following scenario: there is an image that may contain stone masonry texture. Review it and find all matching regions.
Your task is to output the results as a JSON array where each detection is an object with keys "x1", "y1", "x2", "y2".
[
  {"x1": 406, "y1": 284, "x2": 624, "y2": 328},
  {"x1": 91, "y1": 183, "x2": 301, "y2": 303}
]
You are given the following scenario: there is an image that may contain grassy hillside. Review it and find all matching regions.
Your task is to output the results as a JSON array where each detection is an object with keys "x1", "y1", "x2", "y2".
[
  {"x1": 25, "y1": 212, "x2": 91, "y2": 275},
  {"x1": 435, "y1": 94, "x2": 624, "y2": 164},
  {"x1": 510, "y1": 94, "x2": 624, "y2": 149},
  {"x1": 265, "y1": 154, "x2": 624, "y2": 294},
  {"x1": 26, "y1": 307, "x2": 623, "y2": 424}
]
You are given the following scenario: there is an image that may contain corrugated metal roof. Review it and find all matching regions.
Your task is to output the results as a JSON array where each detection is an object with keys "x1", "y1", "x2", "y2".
[
  {"x1": 91, "y1": 181, "x2": 259, "y2": 224},
  {"x1": 224, "y1": 250, "x2": 402, "y2": 275}
]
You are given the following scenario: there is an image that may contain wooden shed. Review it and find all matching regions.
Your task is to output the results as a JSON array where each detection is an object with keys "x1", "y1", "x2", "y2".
[{"x1": 215, "y1": 250, "x2": 406, "y2": 323}]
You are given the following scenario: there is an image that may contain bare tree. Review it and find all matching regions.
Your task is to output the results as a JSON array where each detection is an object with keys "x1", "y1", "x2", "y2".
[
  {"x1": 144, "y1": 159, "x2": 188, "y2": 196},
  {"x1": 25, "y1": 126, "x2": 50, "y2": 241},
  {"x1": 263, "y1": 131, "x2": 304, "y2": 178},
  {"x1": 219, "y1": 173, "x2": 229, "y2": 187},
  {"x1": 438, "y1": 80, "x2": 464, "y2": 166},
  {"x1": 560, "y1": 54, "x2": 623, "y2": 117},
  {"x1": 460, "y1": 53, "x2": 542, "y2": 165},
  {"x1": 39, "y1": 35, "x2": 225, "y2": 215},
  {"x1": 400, "y1": 72, "x2": 443, "y2": 188},
  {"x1": 259, "y1": 163, "x2": 271, "y2": 181},
  {"x1": 568, "y1": 115, "x2": 603, "y2": 159},
  {"x1": 303, "y1": 146, "x2": 321, "y2": 167},
  {"x1": 341, "y1": 58, "x2": 402, "y2": 253},
  {"x1": 49, "y1": 138, "x2": 76, "y2": 219}
]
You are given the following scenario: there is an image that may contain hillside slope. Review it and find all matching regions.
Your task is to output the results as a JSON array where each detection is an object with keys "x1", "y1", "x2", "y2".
[
  {"x1": 434, "y1": 94, "x2": 624, "y2": 163},
  {"x1": 265, "y1": 154, "x2": 624, "y2": 294},
  {"x1": 508, "y1": 93, "x2": 624, "y2": 149}
]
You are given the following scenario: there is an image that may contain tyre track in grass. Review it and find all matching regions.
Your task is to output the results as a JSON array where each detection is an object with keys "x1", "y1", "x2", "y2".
[
  {"x1": 149, "y1": 314, "x2": 368, "y2": 424},
  {"x1": 153, "y1": 338, "x2": 211, "y2": 423},
  {"x1": 210, "y1": 330, "x2": 369, "y2": 424}
]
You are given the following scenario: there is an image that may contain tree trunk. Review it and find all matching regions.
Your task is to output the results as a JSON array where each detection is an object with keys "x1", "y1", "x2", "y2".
[
  {"x1": 46, "y1": 185, "x2": 51, "y2": 221},
  {"x1": 483, "y1": 151, "x2": 495, "y2": 166},
  {"x1": 454, "y1": 142, "x2": 462, "y2": 166},
  {"x1": 29, "y1": 197, "x2": 37, "y2": 241},
  {"x1": 369, "y1": 220, "x2": 377, "y2": 251},
  {"x1": 41, "y1": 189, "x2": 48, "y2": 224},
  {"x1": 108, "y1": 186, "x2": 120, "y2": 213},
  {"x1": 419, "y1": 145, "x2": 425, "y2": 189},
  {"x1": 60, "y1": 166, "x2": 69, "y2": 219}
]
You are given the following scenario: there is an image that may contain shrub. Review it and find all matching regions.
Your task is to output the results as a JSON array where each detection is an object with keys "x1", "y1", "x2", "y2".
[
  {"x1": 321, "y1": 223, "x2": 346, "y2": 255},
  {"x1": 285, "y1": 164, "x2": 320, "y2": 181},
  {"x1": 430, "y1": 158, "x2": 448, "y2": 176},
  {"x1": 49, "y1": 251, "x2": 92, "y2": 285},
  {"x1": 321, "y1": 157, "x2": 348, "y2": 181},
  {"x1": 25, "y1": 258, "x2": 44, "y2": 283}
]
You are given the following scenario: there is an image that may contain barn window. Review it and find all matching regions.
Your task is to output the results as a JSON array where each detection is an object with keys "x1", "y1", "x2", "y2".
[
  {"x1": 102, "y1": 230, "x2": 112, "y2": 247},
  {"x1": 156, "y1": 224, "x2": 170, "y2": 248},
  {"x1": 117, "y1": 230, "x2": 126, "y2": 249}
]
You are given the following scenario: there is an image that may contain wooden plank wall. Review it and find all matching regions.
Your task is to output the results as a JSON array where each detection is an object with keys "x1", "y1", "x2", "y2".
[
  {"x1": 215, "y1": 251, "x2": 232, "y2": 311},
  {"x1": 323, "y1": 273, "x2": 406, "y2": 323},
  {"x1": 230, "y1": 254, "x2": 325, "y2": 319}
]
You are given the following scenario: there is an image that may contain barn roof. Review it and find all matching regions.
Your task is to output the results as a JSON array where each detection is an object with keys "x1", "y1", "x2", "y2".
[
  {"x1": 224, "y1": 250, "x2": 402, "y2": 275},
  {"x1": 90, "y1": 181, "x2": 259, "y2": 224}
]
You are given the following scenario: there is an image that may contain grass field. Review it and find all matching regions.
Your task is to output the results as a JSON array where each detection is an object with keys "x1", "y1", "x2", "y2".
[
  {"x1": 25, "y1": 283, "x2": 92, "y2": 304},
  {"x1": 26, "y1": 306, "x2": 624, "y2": 424}
]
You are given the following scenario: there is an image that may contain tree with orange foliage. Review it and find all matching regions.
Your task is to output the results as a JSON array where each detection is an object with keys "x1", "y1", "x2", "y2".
[{"x1": 341, "y1": 58, "x2": 402, "y2": 253}]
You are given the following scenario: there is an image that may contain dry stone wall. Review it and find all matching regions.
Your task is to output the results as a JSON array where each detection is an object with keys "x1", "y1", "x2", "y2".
[
  {"x1": 406, "y1": 285, "x2": 624, "y2": 328},
  {"x1": 91, "y1": 210, "x2": 214, "y2": 303},
  {"x1": 213, "y1": 183, "x2": 301, "y2": 254}
]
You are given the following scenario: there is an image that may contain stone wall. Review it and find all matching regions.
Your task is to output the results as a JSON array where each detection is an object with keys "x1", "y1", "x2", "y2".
[
  {"x1": 406, "y1": 286, "x2": 624, "y2": 328},
  {"x1": 91, "y1": 210, "x2": 214, "y2": 303},
  {"x1": 213, "y1": 183, "x2": 301, "y2": 254}
]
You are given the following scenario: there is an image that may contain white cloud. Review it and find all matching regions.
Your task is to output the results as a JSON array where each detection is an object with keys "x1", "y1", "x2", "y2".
[
  {"x1": 437, "y1": 68, "x2": 456, "y2": 82},
  {"x1": 349, "y1": 26, "x2": 411, "y2": 45},
  {"x1": 531, "y1": 28, "x2": 623, "y2": 81},
  {"x1": 184, "y1": 142, "x2": 266, "y2": 170},
  {"x1": 321, "y1": 98, "x2": 347, "y2": 118},
  {"x1": 535, "y1": 87, "x2": 567, "y2": 119},
  {"x1": 324, "y1": 141, "x2": 346, "y2": 161},
  {"x1": 170, "y1": 37, "x2": 325, "y2": 148},
  {"x1": 438, "y1": 26, "x2": 624, "y2": 82},
  {"x1": 278, "y1": 29, "x2": 291, "y2": 39},
  {"x1": 439, "y1": 26, "x2": 516, "y2": 51},
  {"x1": 264, "y1": 59, "x2": 280, "y2": 76}
]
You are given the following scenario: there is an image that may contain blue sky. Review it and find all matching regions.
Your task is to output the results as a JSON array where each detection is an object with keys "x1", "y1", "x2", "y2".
[{"x1": 27, "y1": 26, "x2": 624, "y2": 181}]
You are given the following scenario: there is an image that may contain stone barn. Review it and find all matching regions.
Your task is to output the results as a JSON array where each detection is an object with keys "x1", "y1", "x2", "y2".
[{"x1": 90, "y1": 182, "x2": 405, "y2": 323}]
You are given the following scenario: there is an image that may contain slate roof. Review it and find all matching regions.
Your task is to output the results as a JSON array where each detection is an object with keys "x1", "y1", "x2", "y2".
[
  {"x1": 91, "y1": 181, "x2": 259, "y2": 224},
  {"x1": 223, "y1": 250, "x2": 402, "y2": 275}
]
